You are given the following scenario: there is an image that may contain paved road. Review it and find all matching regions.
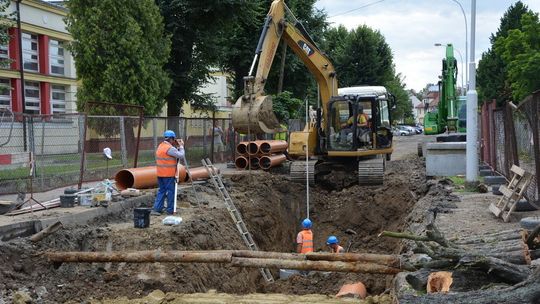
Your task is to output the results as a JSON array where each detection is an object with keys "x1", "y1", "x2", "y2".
[{"x1": 392, "y1": 134, "x2": 435, "y2": 160}]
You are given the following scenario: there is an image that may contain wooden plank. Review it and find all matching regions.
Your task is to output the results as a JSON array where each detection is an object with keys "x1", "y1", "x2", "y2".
[
  {"x1": 489, "y1": 203, "x2": 502, "y2": 217},
  {"x1": 500, "y1": 185, "x2": 517, "y2": 199},
  {"x1": 510, "y1": 165, "x2": 525, "y2": 177}
]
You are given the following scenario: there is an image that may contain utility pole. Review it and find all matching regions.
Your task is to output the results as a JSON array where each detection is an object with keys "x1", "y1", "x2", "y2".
[{"x1": 466, "y1": 0, "x2": 478, "y2": 184}]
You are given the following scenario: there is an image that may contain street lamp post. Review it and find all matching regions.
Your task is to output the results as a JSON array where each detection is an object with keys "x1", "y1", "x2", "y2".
[
  {"x1": 434, "y1": 43, "x2": 465, "y2": 95},
  {"x1": 449, "y1": 0, "x2": 468, "y2": 89},
  {"x1": 466, "y1": 0, "x2": 478, "y2": 183}
]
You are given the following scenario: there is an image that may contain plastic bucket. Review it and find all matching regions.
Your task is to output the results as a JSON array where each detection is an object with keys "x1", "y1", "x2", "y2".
[
  {"x1": 133, "y1": 208, "x2": 152, "y2": 228},
  {"x1": 60, "y1": 195, "x2": 75, "y2": 208},
  {"x1": 78, "y1": 194, "x2": 93, "y2": 206}
]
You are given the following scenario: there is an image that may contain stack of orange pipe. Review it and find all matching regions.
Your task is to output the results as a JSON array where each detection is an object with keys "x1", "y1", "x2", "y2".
[
  {"x1": 115, "y1": 165, "x2": 218, "y2": 190},
  {"x1": 235, "y1": 140, "x2": 287, "y2": 170}
]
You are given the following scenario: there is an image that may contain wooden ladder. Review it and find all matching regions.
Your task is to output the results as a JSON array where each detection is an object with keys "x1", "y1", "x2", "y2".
[
  {"x1": 201, "y1": 158, "x2": 274, "y2": 282},
  {"x1": 489, "y1": 165, "x2": 533, "y2": 222}
]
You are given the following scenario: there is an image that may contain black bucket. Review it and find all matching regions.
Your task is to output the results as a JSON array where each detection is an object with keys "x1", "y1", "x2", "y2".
[
  {"x1": 133, "y1": 208, "x2": 152, "y2": 228},
  {"x1": 60, "y1": 195, "x2": 75, "y2": 208}
]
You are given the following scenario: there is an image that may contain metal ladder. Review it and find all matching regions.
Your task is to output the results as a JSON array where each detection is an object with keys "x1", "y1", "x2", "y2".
[{"x1": 201, "y1": 158, "x2": 274, "y2": 282}]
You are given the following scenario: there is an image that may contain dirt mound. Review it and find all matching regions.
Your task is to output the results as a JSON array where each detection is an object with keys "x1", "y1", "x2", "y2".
[{"x1": 0, "y1": 158, "x2": 433, "y2": 303}]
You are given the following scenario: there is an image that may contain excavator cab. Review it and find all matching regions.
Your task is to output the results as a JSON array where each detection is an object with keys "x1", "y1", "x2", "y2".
[{"x1": 327, "y1": 86, "x2": 394, "y2": 152}]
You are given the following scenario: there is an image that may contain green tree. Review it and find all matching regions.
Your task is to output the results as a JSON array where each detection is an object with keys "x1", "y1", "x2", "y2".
[
  {"x1": 477, "y1": 1, "x2": 531, "y2": 105},
  {"x1": 495, "y1": 12, "x2": 540, "y2": 102},
  {"x1": 325, "y1": 25, "x2": 393, "y2": 87},
  {"x1": 383, "y1": 73, "x2": 412, "y2": 122},
  {"x1": 323, "y1": 25, "x2": 410, "y2": 122},
  {"x1": 220, "y1": 0, "x2": 327, "y2": 102},
  {"x1": 66, "y1": 0, "x2": 171, "y2": 116},
  {"x1": 272, "y1": 91, "x2": 303, "y2": 122},
  {"x1": 156, "y1": 0, "x2": 254, "y2": 115}
]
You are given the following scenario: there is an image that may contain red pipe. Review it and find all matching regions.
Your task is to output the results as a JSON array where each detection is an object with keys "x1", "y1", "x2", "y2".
[
  {"x1": 235, "y1": 156, "x2": 248, "y2": 169},
  {"x1": 249, "y1": 157, "x2": 260, "y2": 169},
  {"x1": 247, "y1": 140, "x2": 266, "y2": 155},
  {"x1": 260, "y1": 140, "x2": 288, "y2": 154},
  {"x1": 259, "y1": 154, "x2": 287, "y2": 170},
  {"x1": 115, "y1": 165, "x2": 215, "y2": 190},
  {"x1": 236, "y1": 142, "x2": 248, "y2": 155}
]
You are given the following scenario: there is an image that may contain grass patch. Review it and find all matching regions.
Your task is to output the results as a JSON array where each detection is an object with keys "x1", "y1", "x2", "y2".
[{"x1": 448, "y1": 175, "x2": 485, "y2": 193}]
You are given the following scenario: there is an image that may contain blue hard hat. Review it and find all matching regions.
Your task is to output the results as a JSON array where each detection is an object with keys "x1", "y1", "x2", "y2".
[
  {"x1": 302, "y1": 218, "x2": 312, "y2": 229},
  {"x1": 164, "y1": 130, "x2": 176, "y2": 138},
  {"x1": 326, "y1": 235, "x2": 338, "y2": 245}
]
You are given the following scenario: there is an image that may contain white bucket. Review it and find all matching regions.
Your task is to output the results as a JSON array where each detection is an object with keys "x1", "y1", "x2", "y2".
[{"x1": 78, "y1": 194, "x2": 93, "y2": 206}]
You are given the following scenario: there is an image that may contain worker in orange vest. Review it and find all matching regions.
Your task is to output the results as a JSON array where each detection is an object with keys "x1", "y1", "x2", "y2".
[
  {"x1": 151, "y1": 130, "x2": 185, "y2": 216},
  {"x1": 326, "y1": 235, "x2": 345, "y2": 253},
  {"x1": 296, "y1": 218, "x2": 314, "y2": 254}
]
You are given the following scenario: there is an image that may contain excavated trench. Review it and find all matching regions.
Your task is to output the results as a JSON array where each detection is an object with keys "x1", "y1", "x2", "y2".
[{"x1": 0, "y1": 159, "x2": 431, "y2": 303}]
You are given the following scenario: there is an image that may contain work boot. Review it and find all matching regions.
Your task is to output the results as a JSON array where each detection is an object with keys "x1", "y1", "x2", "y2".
[{"x1": 150, "y1": 210, "x2": 161, "y2": 216}]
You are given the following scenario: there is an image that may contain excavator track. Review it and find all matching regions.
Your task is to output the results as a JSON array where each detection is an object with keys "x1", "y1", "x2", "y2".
[
  {"x1": 358, "y1": 157, "x2": 385, "y2": 185},
  {"x1": 290, "y1": 160, "x2": 316, "y2": 185}
]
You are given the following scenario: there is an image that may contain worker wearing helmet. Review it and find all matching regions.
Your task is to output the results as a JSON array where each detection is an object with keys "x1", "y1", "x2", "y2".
[
  {"x1": 151, "y1": 130, "x2": 185, "y2": 216},
  {"x1": 340, "y1": 105, "x2": 369, "y2": 144},
  {"x1": 326, "y1": 235, "x2": 345, "y2": 253},
  {"x1": 296, "y1": 218, "x2": 314, "y2": 254}
]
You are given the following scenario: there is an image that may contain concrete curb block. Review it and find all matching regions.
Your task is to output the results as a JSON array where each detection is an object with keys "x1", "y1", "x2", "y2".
[
  {"x1": 0, "y1": 194, "x2": 153, "y2": 242},
  {"x1": 484, "y1": 175, "x2": 506, "y2": 185}
]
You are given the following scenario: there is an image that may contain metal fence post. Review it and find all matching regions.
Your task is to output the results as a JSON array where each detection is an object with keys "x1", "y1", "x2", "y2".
[
  {"x1": 119, "y1": 116, "x2": 128, "y2": 167},
  {"x1": 152, "y1": 118, "x2": 157, "y2": 152},
  {"x1": 203, "y1": 118, "x2": 207, "y2": 157},
  {"x1": 28, "y1": 116, "x2": 36, "y2": 178}
]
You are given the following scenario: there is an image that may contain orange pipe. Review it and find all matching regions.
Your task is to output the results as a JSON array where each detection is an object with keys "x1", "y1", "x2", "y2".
[
  {"x1": 236, "y1": 142, "x2": 248, "y2": 155},
  {"x1": 249, "y1": 157, "x2": 260, "y2": 169},
  {"x1": 247, "y1": 140, "x2": 266, "y2": 155},
  {"x1": 115, "y1": 165, "x2": 216, "y2": 190},
  {"x1": 259, "y1": 154, "x2": 287, "y2": 170},
  {"x1": 186, "y1": 167, "x2": 217, "y2": 182},
  {"x1": 235, "y1": 156, "x2": 248, "y2": 169},
  {"x1": 259, "y1": 140, "x2": 288, "y2": 154}
]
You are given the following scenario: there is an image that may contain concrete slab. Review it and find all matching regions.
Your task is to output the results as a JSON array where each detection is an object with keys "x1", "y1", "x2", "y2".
[{"x1": 425, "y1": 142, "x2": 467, "y2": 176}]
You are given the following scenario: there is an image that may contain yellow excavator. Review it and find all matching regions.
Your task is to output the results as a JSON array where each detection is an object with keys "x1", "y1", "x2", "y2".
[{"x1": 232, "y1": 0, "x2": 395, "y2": 185}]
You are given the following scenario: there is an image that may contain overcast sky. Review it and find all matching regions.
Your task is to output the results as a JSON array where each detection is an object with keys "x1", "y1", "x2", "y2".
[{"x1": 314, "y1": 0, "x2": 540, "y2": 92}]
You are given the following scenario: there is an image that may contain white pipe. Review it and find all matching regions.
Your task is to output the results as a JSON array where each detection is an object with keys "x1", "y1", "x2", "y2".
[
  {"x1": 466, "y1": 0, "x2": 478, "y2": 182},
  {"x1": 305, "y1": 97, "x2": 310, "y2": 219}
]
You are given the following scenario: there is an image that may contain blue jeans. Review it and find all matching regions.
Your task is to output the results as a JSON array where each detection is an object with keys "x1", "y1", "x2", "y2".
[{"x1": 153, "y1": 177, "x2": 176, "y2": 214}]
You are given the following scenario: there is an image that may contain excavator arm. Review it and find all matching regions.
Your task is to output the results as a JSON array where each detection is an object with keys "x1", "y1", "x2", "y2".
[{"x1": 232, "y1": 0, "x2": 338, "y2": 134}]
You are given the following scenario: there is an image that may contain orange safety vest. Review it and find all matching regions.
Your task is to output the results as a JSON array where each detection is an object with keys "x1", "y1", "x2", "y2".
[
  {"x1": 156, "y1": 141, "x2": 177, "y2": 177},
  {"x1": 299, "y1": 230, "x2": 314, "y2": 254},
  {"x1": 331, "y1": 245, "x2": 344, "y2": 254}
]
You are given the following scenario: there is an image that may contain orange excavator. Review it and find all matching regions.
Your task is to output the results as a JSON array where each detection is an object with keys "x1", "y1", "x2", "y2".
[{"x1": 232, "y1": 0, "x2": 396, "y2": 185}]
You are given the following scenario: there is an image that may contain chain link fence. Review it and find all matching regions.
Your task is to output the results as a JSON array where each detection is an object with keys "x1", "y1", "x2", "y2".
[
  {"x1": 0, "y1": 113, "x2": 84, "y2": 194},
  {"x1": 1, "y1": 112, "x2": 277, "y2": 194}
]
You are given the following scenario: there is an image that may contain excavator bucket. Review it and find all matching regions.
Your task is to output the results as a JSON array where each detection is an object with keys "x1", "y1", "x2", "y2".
[{"x1": 232, "y1": 94, "x2": 281, "y2": 134}]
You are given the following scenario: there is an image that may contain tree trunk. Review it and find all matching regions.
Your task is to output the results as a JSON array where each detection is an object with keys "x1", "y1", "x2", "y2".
[
  {"x1": 230, "y1": 257, "x2": 401, "y2": 274},
  {"x1": 398, "y1": 269, "x2": 540, "y2": 304},
  {"x1": 30, "y1": 221, "x2": 63, "y2": 242}
]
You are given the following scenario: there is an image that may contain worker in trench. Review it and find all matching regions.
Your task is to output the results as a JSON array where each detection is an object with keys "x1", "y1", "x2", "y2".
[
  {"x1": 296, "y1": 218, "x2": 314, "y2": 254},
  {"x1": 326, "y1": 235, "x2": 345, "y2": 253},
  {"x1": 151, "y1": 130, "x2": 185, "y2": 216}
]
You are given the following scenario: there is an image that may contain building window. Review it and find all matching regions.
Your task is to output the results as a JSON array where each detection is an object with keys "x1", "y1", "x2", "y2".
[
  {"x1": 51, "y1": 85, "x2": 66, "y2": 114},
  {"x1": 0, "y1": 44, "x2": 8, "y2": 61},
  {"x1": 22, "y1": 33, "x2": 39, "y2": 72},
  {"x1": 0, "y1": 78, "x2": 11, "y2": 109},
  {"x1": 49, "y1": 39, "x2": 65, "y2": 75},
  {"x1": 24, "y1": 81, "x2": 40, "y2": 114}
]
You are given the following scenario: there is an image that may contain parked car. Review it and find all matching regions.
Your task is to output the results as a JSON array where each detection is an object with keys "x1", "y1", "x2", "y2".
[
  {"x1": 397, "y1": 125, "x2": 415, "y2": 135},
  {"x1": 414, "y1": 126, "x2": 423, "y2": 134},
  {"x1": 393, "y1": 126, "x2": 412, "y2": 136}
]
